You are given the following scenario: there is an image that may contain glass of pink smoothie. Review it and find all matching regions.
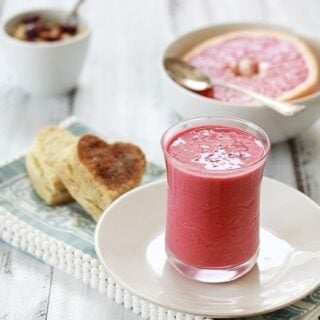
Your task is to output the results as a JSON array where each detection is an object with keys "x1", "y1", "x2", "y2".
[{"x1": 161, "y1": 116, "x2": 270, "y2": 283}]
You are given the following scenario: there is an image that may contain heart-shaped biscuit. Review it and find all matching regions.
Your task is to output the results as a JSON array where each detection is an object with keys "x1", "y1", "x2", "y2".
[
  {"x1": 78, "y1": 134, "x2": 146, "y2": 193},
  {"x1": 58, "y1": 134, "x2": 146, "y2": 221}
]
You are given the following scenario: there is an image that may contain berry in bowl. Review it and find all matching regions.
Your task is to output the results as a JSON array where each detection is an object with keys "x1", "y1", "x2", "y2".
[
  {"x1": 1, "y1": 9, "x2": 90, "y2": 96},
  {"x1": 11, "y1": 14, "x2": 81, "y2": 42},
  {"x1": 162, "y1": 23, "x2": 320, "y2": 143}
]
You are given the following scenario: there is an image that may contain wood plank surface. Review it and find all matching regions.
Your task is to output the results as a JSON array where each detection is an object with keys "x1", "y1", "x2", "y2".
[
  {"x1": 47, "y1": 269, "x2": 139, "y2": 320},
  {"x1": 0, "y1": 241, "x2": 53, "y2": 320},
  {"x1": 0, "y1": 0, "x2": 319, "y2": 319}
]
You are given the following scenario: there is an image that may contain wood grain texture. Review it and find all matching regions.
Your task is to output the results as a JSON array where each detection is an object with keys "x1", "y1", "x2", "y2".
[
  {"x1": 47, "y1": 269, "x2": 140, "y2": 320},
  {"x1": 74, "y1": 0, "x2": 178, "y2": 166},
  {"x1": 0, "y1": 240, "x2": 52, "y2": 320},
  {"x1": 289, "y1": 124, "x2": 320, "y2": 202},
  {"x1": 0, "y1": 0, "x2": 319, "y2": 319}
]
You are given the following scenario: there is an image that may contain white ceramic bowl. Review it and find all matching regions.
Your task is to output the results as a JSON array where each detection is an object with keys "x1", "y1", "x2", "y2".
[
  {"x1": 162, "y1": 23, "x2": 320, "y2": 143},
  {"x1": 1, "y1": 9, "x2": 91, "y2": 96}
]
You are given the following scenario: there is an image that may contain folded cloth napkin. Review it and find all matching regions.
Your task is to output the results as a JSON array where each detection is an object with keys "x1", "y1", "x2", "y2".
[{"x1": 0, "y1": 117, "x2": 319, "y2": 320}]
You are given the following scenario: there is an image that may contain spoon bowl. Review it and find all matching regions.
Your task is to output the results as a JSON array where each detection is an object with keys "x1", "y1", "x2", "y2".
[{"x1": 164, "y1": 58, "x2": 211, "y2": 91}]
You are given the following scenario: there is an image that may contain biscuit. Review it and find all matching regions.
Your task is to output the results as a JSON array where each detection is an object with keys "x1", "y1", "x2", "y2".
[
  {"x1": 25, "y1": 126, "x2": 78, "y2": 205},
  {"x1": 58, "y1": 134, "x2": 146, "y2": 221}
]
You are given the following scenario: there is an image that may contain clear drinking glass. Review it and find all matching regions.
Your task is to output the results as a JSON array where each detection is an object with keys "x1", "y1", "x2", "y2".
[{"x1": 161, "y1": 116, "x2": 270, "y2": 283}]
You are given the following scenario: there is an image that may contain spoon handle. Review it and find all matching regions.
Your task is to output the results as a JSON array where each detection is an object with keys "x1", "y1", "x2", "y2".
[
  {"x1": 212, "y1": 80, "x2": 306, "y2": 117},
  {"x1": 66, "y1": 0, "x2": 86, "y2": 23}
]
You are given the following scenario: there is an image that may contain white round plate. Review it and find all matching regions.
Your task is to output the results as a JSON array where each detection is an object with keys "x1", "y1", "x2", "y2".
[{"x1": 95, "y1": 177, "x2": 320, "y2": 318}]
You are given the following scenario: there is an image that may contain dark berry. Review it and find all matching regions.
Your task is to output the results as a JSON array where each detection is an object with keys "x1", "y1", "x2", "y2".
[
  {"x1": 36, "y1": 21, "x2": 50, "y2": 33},
  {"x1": 21, "y1": 14, "x2": 40, "y2": 24},
  {"x1": 25, "y1": 23, "x2": 38, "y2": 39},
  {"x1": 59, "y1": 23, "x2": 77, "y2": 35}
]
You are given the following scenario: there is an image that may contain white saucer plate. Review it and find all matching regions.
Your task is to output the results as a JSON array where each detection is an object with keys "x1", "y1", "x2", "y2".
[{"x1": 95, "y1": 177, "x2": 320, "y2": 318}]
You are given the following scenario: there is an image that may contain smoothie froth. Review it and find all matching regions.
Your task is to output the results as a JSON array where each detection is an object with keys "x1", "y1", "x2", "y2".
[{"x1": 167, "y1": 126, "x2": 266, "y2": 171}]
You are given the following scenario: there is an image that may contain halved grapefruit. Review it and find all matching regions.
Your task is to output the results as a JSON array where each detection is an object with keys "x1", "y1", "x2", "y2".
[{"x1": 183, "y1": 29, "x2": 319, "y2": 103}]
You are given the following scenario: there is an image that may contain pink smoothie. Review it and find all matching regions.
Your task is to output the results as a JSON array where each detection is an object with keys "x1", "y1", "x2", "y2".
[{"x1": 165, "y1": 125, "x2": 268, "y2": 268}]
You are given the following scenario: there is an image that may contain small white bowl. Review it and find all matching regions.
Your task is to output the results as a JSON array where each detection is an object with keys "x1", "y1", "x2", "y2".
[
  {"x1": 1, "y1": 9, "x2": 91, "y2": 96},
  {"x1": 162, "y1": 23, "x2": 320, "y2": 143}
]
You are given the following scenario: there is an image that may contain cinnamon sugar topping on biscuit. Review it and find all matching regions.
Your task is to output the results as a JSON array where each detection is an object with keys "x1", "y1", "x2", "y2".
[{"x1": 78, "y1": 134, "x2": 146, "y2": 191}]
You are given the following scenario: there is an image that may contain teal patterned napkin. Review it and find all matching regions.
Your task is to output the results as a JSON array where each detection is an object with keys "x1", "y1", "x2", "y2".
[
  {"x1": 0, "y1": 121, "x2": 164, "y2": 257},
  {"x1": 0, "y1": 120, "x2": 319, "y2": 320}
]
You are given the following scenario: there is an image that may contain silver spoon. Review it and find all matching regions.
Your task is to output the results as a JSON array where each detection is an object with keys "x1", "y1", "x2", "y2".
[
  {"x1": 164, "y1": 57, "x2": 306, "y2": 117},
  {"x1": 65, "y1": 0, "x2": 86, "y2": 24}
]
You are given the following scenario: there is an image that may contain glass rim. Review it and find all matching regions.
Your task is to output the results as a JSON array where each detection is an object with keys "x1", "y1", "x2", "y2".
[{"x1": 161, "y1": 116, "x2": 271, "y2": 174}]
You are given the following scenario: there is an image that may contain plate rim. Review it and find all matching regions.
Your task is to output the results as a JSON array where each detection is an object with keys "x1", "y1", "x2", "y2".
[{"x1": 95, "y1": 177, "x2": 320, "y2": 318}]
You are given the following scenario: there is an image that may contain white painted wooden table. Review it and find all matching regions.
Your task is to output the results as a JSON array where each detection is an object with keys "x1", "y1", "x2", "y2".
[{"x1": 0, "y1": 0, "x2": 319, "y2": 319}]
